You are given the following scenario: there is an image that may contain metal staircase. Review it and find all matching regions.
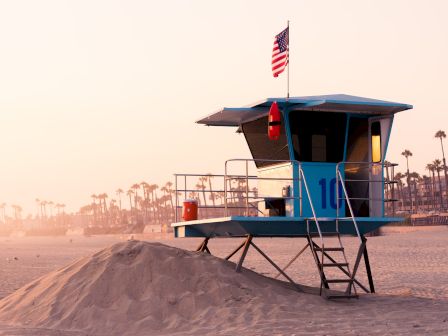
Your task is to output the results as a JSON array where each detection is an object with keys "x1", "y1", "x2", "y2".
[
  {"x1": 300, "y1": 164, "x2": 363, "y2": 299},
  {"x1": 306, "y1": 230, "x2": 358, "y2": 299}
]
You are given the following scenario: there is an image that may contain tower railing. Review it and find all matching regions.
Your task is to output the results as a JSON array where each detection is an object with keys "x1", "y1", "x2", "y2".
[
  {"x1": 335, "y1": 161, "x2": 399, "y2": 241},
  {"x1": 224, "y1": 159, "x2": 302, "y2": 217},
  {"x1": 174, "y1": 160, "x2": 398, "y2": 233}
]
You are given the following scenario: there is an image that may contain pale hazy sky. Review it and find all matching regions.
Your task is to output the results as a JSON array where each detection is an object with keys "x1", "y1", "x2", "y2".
[{"x1": 1, "y1": 0, "x2": 447, "y2": 215}]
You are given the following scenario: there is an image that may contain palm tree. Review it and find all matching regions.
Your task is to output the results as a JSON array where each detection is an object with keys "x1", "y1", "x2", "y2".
[
  {"x1": 35, "y1": 198, "x2": 41, "y2": 219},
  {"x1": 101, "y1": 193, "x2": 108, "y2": 214},
  {"x1": 401, "y1": 150, "x2": 413, "y2": 211},
  {"x1": 41, "y1": 201, "x2": 48, "y2": 218},
  {"x1": 54, "y1": 203, "x2": 65, "y2": 226},
  {"x1": 237, "y1": 178, "x2": 248, "y2": 206},
  {"x1": 205, "y1": 174, "x2": 216, "y2": 207},
  {"x1": 126, "y1": 189, "x2": 134, "y2": 210},
  {"x1": 160, "y1": 186, "x2": 169, "y2": 221},
  {"x1": 55, "y1": 203, "x2": 61, "y2": 216},
  {"x1": 90, "y1": 194, "x2": 98, "y2": 223},
  {"x1": 434, "y1": 159, "x2": 444, "y2": 209},
  {"x1": 98, "y1": 193, "x2": 108, "y2": 225},
  {"x1": 131, "y1": 184, "x2": 140, "y2": 210},
  {"x1": 394, "y1": 172, "x2": 405, "y2": 209},
  {"x1": 409, "y1": 172, "x2": 420, "y2": 211},
  {"x1": 140, "y1": 182, "x2": 150, "y2": 224},
  {"x1": 435, "y1": 130, "x2": 448, "y2": 197},
  {"x1": 109, "y1": 199, "x2": 117, "y2": 225},
  {"x1": 115, "y1": 189, "x2": 123, "y2": 211},
  {"x1": 426, "y1": 163, "x2": 436, "y2": 210},
  {"x1": 146, "y1": 184, "x2": 156, "y2": 222},
  {"x1": 140, "y1": 182, "x2": 149, "y2": 199},
  {"x1": 48, "y1": 201, "x2": 54, "y2": 218},
  {"x1": 421, "y1": 175, "x2": 432, "y2": 211},
  {"x1": 150, "y1": 184, "x2": 159, "y2": 223},
  {"x1": 161, "y1": 181, "x2": 174, "y2": 219},
  {"x1": 196, "y1": 177, "x2": 208, "y2": 216},
  {"x1": 164, "y1": 181, "x2": 175, "y2": 220},
  {"x1": 11, "y1": 205, "x2": 22, "y2": 221},
  {"x1": 126, "y1": 189, "x2": 135, "y2": 226}
]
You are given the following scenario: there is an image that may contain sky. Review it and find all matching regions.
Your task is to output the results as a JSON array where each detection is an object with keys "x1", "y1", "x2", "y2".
[{"x1": 0, "y1": 0, "x2": 447, "y2": 216}]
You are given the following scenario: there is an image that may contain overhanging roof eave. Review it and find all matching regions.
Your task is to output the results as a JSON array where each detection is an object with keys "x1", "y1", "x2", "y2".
[{"x1": 196, "y1": 94, "x2": 413, "y2": 127}]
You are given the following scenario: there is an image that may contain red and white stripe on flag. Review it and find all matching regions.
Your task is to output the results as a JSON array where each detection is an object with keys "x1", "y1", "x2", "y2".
[{"x1": 271, "y1": 27, "x2": 289, "y2": 77}]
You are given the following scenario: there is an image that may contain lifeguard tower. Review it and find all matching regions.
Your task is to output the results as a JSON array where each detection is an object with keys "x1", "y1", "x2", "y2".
[{"x1": 172, "y1": 94, "x2": 412, "y2": 299}]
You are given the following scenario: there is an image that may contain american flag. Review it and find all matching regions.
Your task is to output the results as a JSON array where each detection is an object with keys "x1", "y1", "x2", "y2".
[{"x1": 272, "y1": 27, "x2": 289, "y2": 77}]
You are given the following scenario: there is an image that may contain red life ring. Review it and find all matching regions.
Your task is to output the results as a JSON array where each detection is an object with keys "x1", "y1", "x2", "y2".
[{"x1": 268, "y1": 101, "x2": 281, "y2": 140}]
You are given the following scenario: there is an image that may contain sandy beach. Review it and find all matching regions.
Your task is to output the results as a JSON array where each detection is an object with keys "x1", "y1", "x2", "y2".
[{"x1": 0, "y1": 228, "x2": 447, "y2": 335}]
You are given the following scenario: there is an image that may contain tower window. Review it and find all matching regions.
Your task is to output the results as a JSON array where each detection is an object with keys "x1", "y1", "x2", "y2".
[{"x1": 371, "y1": 122, "x2": 381, "y2": 163}]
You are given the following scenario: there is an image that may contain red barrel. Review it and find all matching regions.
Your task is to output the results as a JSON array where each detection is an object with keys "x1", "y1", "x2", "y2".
[{"x1": 182, "y1": 199, "x2": 198, "y2": 221}]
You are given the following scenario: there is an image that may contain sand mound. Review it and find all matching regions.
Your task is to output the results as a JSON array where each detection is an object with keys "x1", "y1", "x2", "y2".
[{"x1": 0, "y1": 241, "x2": 301, "y2": 335}]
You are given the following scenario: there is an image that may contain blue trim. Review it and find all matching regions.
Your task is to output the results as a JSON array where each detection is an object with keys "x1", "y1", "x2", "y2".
[
  {"x1": 382, "y1": 166, "x2": 385, "y2": 216},
  {"x1": 383, "y1": 116, "x2": 394, "y2": 159},
  {"x1": 382, "y1": 116, "x2": 395, "y2": 216},
  {"x1": 282, "y1": 107, "x2": 301, "y2": 216},
  {"x1": 283, "y1": 107, "x2": 295, "y2": 163}
]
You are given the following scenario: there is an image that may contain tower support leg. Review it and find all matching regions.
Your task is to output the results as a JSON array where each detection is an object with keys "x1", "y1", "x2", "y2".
[
  {"x1": 345, "y1": 237, "x2": 366, "y2": 294},
  {"x1": 225, "y1": 240, "x2": 246, "y2": 260},
  {"x1": 235, "y1": 235, "x2": 252, "y2": 272},
  {"x1": 363, "y1": 237, "x2": 375, "y2": 293},
  {"x1": 250, "y1": 240, "x2": 302, "y2": 291},
  {"x1": 196, "y1": 237, "x2": 211, "y2": 253},
  {"x1": 274, "y1": 242, "x2": 309, "y2": 279}
]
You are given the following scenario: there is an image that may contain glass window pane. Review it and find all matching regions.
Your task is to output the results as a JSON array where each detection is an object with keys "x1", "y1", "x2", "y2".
[
  {"x1": 242, "y1": 116, "x2": 290, "y2": 168},
  {"x1": 311, "y1": 134, "x2": 327, "y2": 161},
  {"x1": 289, "y1": 111, "x2": 346, "y2": 163},
  {"x1": 371, "y1": 122, "x2": 381, "y2": 163}
]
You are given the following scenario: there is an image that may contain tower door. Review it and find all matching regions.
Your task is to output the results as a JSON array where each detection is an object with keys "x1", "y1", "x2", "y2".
[
  {"x1": 369, "y1": 117, "x2": 393, "y2": 217},
  {"x1": 345, "y1": 117, "x2": 369, "y2": 217}
]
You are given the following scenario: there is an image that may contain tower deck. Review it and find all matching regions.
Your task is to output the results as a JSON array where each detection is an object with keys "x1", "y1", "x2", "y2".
[{"x1": 173, "y1": 216, "x2": 401, "y2": 238}]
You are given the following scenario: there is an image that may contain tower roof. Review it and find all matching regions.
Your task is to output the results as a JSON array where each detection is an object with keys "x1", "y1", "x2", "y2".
[{"x1": 197, "y1": 94, "x2": 412, "y2": 127}]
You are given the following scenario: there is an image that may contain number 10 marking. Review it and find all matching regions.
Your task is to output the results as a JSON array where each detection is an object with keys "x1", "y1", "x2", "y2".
[{"x1": 318, "y1": 178, "x2": 343, "y2": 209}]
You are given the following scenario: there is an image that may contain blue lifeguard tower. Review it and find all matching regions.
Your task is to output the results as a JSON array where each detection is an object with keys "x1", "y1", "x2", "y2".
[{"x1": 172, "y1": 94, "x2": 412, "y2": 299}]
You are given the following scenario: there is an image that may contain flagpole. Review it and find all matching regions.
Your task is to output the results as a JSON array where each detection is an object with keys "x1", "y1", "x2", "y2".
[{"x1": 287, "y1": 20, "x2": 290, "y2": 99}]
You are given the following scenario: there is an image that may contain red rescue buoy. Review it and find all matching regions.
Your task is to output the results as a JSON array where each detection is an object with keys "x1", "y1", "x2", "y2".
[{"x1": 268, "y1": 101, "x2": 281, "y2": 140}]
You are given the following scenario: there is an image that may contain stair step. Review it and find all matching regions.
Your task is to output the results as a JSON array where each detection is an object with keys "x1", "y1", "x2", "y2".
[
  {"x1": 326, "y1": 279, "x2": 354, "y2": 283},
  {"x1": 309, "y1": 232, "x2": 339, "y2": 237},
  {"x1": 322, "y1": 263, "x2": 349, "y2": 267},
  {"x1": 314, "y1": 247, "x2": 344, "y2": 252},
  {"x1": 326, "y1": 294, "x2": 358, "y2": 300}
]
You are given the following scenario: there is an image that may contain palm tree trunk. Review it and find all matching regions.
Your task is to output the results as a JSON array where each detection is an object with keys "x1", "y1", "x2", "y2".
[
  {"x1": 440, "y1": 138, "x2": 448, "y2": 198},
  {"x1": 151, "y1": 189, "x2": 156, "y2": 223},
  {"x1": 200, "y1": 182, "x2": 208, "y2": 217},
  {"x1": 406, "y1": 159, "x2": 413, "y2": 212},
  {"x1": 437, "y1": 171, "x2": 444, "y2": 210},
  {"x1": 208, "y1": 177, "x2": 215, "y2": 207},
  {"x1": 431, "y1": 171, "x2": 436, "y2": 210},
  {"x1": 407, "y1": 179, "x2": 413, "y2": 212},
  {"x1": 398, "y1": 184, "x2": 403, "y2": 209},
  {"x1": 149, "y1": 194, "x2": 154, "y2": 223},
  {"x1": 413, "y1": 179, "x2": 418, "y2": 212}
]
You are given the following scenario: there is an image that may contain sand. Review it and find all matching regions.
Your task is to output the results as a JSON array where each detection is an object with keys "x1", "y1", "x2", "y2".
[{"x1": 0, "y1": 229, "x2": 447, "y2": 335}]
